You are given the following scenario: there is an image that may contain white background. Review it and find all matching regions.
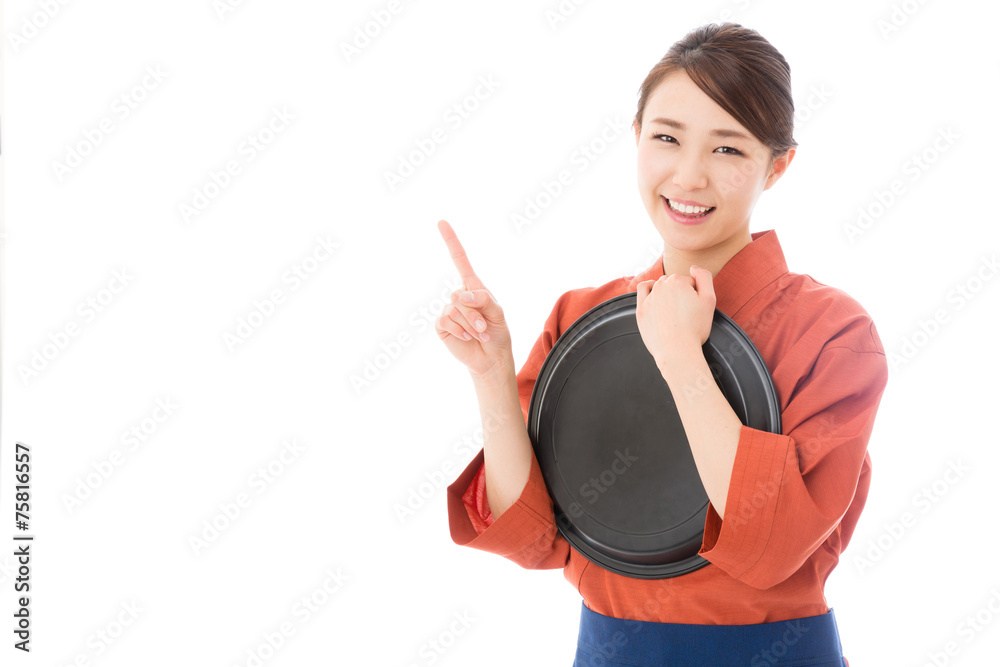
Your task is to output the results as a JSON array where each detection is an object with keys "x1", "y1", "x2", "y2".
[{"x1": 1, "y1": 1, "x2": 998, "y2": 665}]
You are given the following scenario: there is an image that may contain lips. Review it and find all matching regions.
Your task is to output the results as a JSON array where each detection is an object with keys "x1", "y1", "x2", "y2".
[
  {"x1": 661, "y1": 196, "x2": 715, "y2": 227},
  {"x1": 663, "y1": 196, "x2": 715, "y2": 217}
]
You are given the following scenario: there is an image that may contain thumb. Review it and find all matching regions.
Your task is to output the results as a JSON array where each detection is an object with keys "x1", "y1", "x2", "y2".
[
  {"x1": 689, "y1": 265, "x2": 716, "y2": 303},
  {"x1": 635, "y1": 280, "x2": 651, "y2": 303},
  {"x1": 459, "y1": 288, "x2": 505, "y2": 322}
]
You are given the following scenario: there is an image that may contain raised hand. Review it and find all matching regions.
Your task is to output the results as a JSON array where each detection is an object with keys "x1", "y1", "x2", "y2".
[{"x1": 435, "y1": 219, "x2": 514, "y2": 379}]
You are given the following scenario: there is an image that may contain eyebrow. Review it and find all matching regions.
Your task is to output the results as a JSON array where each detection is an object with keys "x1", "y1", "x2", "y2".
[{"x1": 648, "y1": 117, "x2": 751, "y2": 141}]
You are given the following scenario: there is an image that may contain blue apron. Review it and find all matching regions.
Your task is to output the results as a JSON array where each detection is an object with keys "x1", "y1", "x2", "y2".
[{"x1": 573, "y1": 601, "x2": 848, "y2": 666}]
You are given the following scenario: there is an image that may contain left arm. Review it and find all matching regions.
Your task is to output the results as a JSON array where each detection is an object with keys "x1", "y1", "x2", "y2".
[
  {"x1": 656, "y1": 343, "x2": 744, "y2": 519},
  {"x1": 636, "y1": 267, "x2": 889, "y2": 589},
  {"x1": 636, "y1": 265, "x2": 742, "y2": 518}
]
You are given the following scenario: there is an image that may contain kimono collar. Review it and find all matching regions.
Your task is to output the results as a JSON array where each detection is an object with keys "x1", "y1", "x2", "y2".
[{"x1": 627, "y1": 230, "x2": 789, "y2": 318}]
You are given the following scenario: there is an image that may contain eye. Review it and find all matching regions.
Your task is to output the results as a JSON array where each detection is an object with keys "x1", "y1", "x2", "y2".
[
  {"x1": 715, "y1": 146, "x2": 744, "y2": 156},
  {"x1": 651, "y1": 134, "x2": 744, "y2": 156}
]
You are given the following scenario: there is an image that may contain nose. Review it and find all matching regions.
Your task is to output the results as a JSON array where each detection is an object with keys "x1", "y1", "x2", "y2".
[{"x1": 671, "y1": 149, "x2": 709, "y2": 192}]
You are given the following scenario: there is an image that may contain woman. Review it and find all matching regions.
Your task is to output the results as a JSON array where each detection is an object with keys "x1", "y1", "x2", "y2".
[{"x1": 435, "y1": 22, "x2": 887, "y2": 667}]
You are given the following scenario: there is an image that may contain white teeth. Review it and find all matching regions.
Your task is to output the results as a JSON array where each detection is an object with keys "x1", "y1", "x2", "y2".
[{"x1": 667, "y1": 199, "x2": 712, "y2": 215}]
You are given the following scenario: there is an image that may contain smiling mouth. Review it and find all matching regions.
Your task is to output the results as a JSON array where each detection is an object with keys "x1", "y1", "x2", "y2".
[{"x1": 663, "y1": 197, "x2": 715, "y2": 217}]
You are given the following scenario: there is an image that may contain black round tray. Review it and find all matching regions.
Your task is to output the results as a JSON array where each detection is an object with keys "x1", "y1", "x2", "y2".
[{"x1": 527, "y1": 291, "x2": 781, "y2": 579}]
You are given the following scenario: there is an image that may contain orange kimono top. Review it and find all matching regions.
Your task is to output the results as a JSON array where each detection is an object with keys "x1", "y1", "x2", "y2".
[{"x1": 446, "y1": 229, "x2": 889, "y2": 625}]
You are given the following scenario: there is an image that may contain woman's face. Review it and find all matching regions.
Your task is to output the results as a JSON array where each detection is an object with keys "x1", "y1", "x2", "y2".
[{"x1": 633, "y1": 69, "x2": 793, "y2": 258}]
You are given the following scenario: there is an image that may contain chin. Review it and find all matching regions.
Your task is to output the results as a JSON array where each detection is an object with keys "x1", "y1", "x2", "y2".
[
  {"x1": 663, "y1": 236, "x2": 710, "y2": 254},
  {"x1": 652, "y1": 218, "x2": 712, "y2": 248}
]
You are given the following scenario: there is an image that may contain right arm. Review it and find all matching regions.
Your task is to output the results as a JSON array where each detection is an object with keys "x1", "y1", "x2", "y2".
[
  {"x1": 434, "y1": 218, "x2": 536, "y2": 520},
  {"x1": 436, "y1": 219, "x2": 569, "y2": 569},
  {"x1": 471, "y1": 360, "x2": 532, "y2": 519}
]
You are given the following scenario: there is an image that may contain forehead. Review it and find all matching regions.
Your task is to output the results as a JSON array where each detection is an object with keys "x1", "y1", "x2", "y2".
[{"x1": 644, "y1": 70, "x2": 753, "y2": 140}]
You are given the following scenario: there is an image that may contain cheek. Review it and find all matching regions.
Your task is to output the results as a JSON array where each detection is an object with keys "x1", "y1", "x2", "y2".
[
  {"x1": 715, "y1": 162, "x2": 763, "y2": 202},
  {"x1": 636, "y1": 148, "x2": 668, "y2": 190}
]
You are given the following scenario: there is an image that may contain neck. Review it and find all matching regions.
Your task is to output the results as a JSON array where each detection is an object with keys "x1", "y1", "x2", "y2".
[{"x1": 661, "y1": 229, "x2": 753, "y2": 278}]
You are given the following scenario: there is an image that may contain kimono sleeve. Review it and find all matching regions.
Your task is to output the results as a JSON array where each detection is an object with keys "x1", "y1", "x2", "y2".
[
  {"x1": 698, "y1": 321, "x2": 889, "y2": 589},
  {"x1": 445, "y1": 290, "x2": 577, "y2": 570}
]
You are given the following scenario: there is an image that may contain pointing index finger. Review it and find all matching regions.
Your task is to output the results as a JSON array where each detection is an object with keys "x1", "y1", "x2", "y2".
[{"x1": 438, "y1": 219, "x2": 485, "y2": 291}]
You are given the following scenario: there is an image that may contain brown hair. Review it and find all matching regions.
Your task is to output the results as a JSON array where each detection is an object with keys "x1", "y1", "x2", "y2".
[{"x1": 634, "y1": 22, "x2": 797, "y2": 165}]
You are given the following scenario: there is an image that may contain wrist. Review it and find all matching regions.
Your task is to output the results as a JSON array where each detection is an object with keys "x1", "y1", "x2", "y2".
[
  {"x1": 656, "y1": 342, "x2": 707, "y2": 382},
  {"x1": 469, "y1": 356, "x2": 517, "y2": 389}
]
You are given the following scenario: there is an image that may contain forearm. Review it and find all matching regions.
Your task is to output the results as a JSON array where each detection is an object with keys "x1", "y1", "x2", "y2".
[
  {"x1": 470, "y1": 362, "x2": 534, "y2": 519},
  {"x1": 658, "y1": 349, "x2": 742, "y2": 519}
]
